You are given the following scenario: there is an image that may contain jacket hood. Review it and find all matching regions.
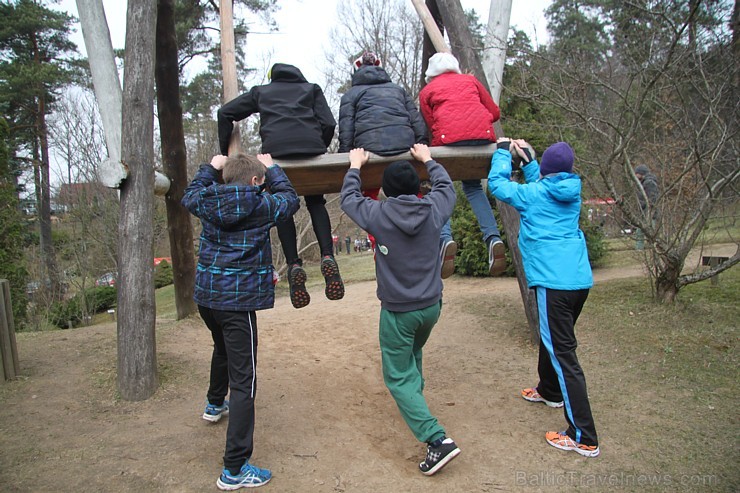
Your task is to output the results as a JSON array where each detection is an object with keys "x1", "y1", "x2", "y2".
[
  {"x1": 351, "y1": 65, "x2": 392, "y2": 86},
  {"x1": 540, "y1": 173, "x2": 582, "y2": 203},
  {"x1": 382, "y1": 196, "x2": 431, "y2": 236},
  {"x1": 269, "y1": 63, "x2": 308, "y2": 83}
]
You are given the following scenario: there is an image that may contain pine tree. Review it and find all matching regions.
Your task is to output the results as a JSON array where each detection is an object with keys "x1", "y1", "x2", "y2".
[{"x1": 0, "y1": 0, "x2": 78, "y2": 301}]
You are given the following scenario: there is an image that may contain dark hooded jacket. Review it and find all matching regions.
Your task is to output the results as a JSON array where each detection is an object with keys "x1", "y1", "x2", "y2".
[
  {"x1": 218, "y1": 63, "x2": 336, "y2": 158},
  {"x1": 338, "y1": 65, "x2": 427, "y2": 155},
  {"x1": 635, "y1": 166, "x2": 659, "y2": 212}
]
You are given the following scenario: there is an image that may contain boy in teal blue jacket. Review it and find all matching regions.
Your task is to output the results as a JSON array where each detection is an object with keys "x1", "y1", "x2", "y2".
[{"x1": 488, "y1": 139, "x2": 599, "y2": 458}]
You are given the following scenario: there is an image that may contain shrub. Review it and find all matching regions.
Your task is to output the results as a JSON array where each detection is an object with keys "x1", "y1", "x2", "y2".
[
  {"x1": 49, "y1": 286, "x2": 117, "y2": 329},
  {"x1": 154, "y1": 260, "x2": 174, "y2": 288},
  {"x1": 452, "y1": 184, "x2": 606, "y2": 276}
]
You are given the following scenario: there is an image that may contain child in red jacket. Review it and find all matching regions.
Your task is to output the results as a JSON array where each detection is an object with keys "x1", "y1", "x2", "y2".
[{"x1": 419, "y1": 52, "x2": 506, "y2": 277}]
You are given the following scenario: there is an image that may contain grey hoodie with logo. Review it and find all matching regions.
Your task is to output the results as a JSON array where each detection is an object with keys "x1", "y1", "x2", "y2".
[{"x1": 340, "y1": 160, "x2": 456, "y2": 312}]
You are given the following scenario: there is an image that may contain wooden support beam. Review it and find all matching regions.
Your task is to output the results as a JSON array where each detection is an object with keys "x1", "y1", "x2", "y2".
[
  {"x1": 219, "y1": 0, "x2": 242, "y2": 155},
  {"x1": 277, "y1": 145, "x2": 496, "y2": 196}
]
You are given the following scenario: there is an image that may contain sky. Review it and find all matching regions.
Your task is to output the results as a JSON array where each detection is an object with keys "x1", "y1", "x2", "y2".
[{"x1": 61, "y1": 0, "x2": 552, "y2": 85}]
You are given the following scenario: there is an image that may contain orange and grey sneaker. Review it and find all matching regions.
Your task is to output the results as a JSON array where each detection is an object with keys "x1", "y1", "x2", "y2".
[
  {"x1": 288, "y1": 263, "x2": 310, "y2": 309},
  {"x1": 320, "y1": 255, "x2": 345, "y2": 301},
  {"x1": 545, "y1": 431, "x2": 600, "y2": 458},
  {"x1": 521, "y1": 387, "x2": 564, "y2": 408}
]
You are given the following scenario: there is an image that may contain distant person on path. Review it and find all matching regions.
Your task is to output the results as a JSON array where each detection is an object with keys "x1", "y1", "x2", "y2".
[
  {"x1": 218, "y1": 62, "x2": 344, "y2": 310},
  {"x1": 488, "y1": 139, "x2": 600, "y2": 458},
  {"x1": 634, "y1": 164, "x2": 659, "y2": 251},
  {"x1": 420, "y1": 52, "x2": 506, "y2": 277},
  {"x1": 182, "y1": 153, "x2": 300, "y2": 489},
  {"x1": 340, "y1": 144, "x2": 461, "y2": 476},
  {"x1": 345, "y1": 235, "x2": 351, "y2": 254}
]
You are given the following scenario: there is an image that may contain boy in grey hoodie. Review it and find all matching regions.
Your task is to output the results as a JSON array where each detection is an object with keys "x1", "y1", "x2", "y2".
[{"x1": 340, "y1": 144, "x2": 460, "y2": 476}]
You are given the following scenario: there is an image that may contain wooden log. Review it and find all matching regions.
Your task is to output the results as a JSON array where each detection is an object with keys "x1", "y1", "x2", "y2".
[
  {"x1": 77, "y1": 0, "x2": 170, "y2": 196},
  {"x1": 0, "y1": 279, "x2": 19, "y2": 381},
  {"x1": 219, "y1": 0, "x2": 242, "y2": 155},
  {"x1": 277, "y1": 145, "x2": 497, "y2": 196},
  {"x1": 409, "y1": 0, "x2": 451, "y2": 53}
]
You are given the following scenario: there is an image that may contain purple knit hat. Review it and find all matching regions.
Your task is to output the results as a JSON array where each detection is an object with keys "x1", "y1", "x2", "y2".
[{"x1": 539, "y1": 142, "x2": 575, "y2": 175}]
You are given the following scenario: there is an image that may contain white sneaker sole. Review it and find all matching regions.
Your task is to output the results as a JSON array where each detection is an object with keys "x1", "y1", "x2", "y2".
[
  {"x1": 216, "y1": 476, "x2": 271, "y2": 490},
  {"x1": 202, "y1": 410, "x2": 228, "y2": 423},
  {"x1": 522, "y1": 394, "x2": 564, "y2": 408},
  {"x1": 547, "y1": 438, "x2": 600, "y2": 457}
]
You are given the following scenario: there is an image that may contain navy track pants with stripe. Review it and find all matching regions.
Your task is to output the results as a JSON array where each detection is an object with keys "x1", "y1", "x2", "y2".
[
  {"x1": 535, "y1": 287, "x2": 598, "y2": 447},
  {"x1": 199, "y1": 306, "x2": 259, "y2": 471}
]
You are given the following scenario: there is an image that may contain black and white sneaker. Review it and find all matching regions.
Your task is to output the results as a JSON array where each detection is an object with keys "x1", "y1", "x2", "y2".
[{"x1": 419, "y1": 437, "x2": 461, "y2": 476}]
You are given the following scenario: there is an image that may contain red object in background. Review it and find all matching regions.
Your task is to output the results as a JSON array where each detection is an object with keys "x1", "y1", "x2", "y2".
[{"x1": 153, "y1": 257, "x2": 172, "y2": 266}]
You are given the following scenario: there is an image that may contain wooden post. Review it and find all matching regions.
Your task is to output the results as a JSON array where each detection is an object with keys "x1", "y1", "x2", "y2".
[
  {"x1": 117, "y1": 0, "x2": 158, "y2": 401},
  {"x1": 410, "y1": 0, "x2": 451, "y2": 53},
  {"x1": 421, "y1": 0, "x2": 539, "y2": 340},
  {"x1": 482, "y1": 0, "x2": 513, "y2": 104},
  {"x1": 220, "y1": 0, "x2": 242, "y2": 155},
  {"x1": 0, "y1": 280, "x2": 20, "y2": 381},
  {"x1": 77, "y1": 0, "x2": 170, "y2": 195}
]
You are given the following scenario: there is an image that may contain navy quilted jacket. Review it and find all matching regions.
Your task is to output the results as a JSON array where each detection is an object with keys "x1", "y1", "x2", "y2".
[
  {"x1": 182, "y1": 164, "x2": 300, "y2": 311},
  {"x1": 338, "y1": 66, "x2": 427, "y2": 155}
]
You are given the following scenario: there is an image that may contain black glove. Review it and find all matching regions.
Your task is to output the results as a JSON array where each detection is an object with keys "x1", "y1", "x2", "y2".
[
  {"x1": 497, "y1": 140, "x2": 511, "y2": 152},
  {"x1": 519, "y1": 146, "x2": 533, "y2": 164}
]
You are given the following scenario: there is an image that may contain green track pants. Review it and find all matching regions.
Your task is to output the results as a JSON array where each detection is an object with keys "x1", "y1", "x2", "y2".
[{"x1": 379, "y1": 301, "x2": 445, "y2": 444}]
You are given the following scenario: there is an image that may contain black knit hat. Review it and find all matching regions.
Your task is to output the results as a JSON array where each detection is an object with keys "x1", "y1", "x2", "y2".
[{"x1": 382, "y1": 161, "x2": 420, "y2": 198}]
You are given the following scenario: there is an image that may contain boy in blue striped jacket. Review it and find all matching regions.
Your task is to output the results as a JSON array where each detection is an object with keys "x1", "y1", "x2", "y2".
[
  {"x1": 488, "y1": 139, "x2": 599, "y2": 458},
  {"x1": 182, "y1": 153, "x2": 300, "y2": 489}
]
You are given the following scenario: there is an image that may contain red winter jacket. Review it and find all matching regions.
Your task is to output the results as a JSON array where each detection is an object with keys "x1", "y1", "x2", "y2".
[{"x1": 419, "y1": 72, "x2": 500, "y2": 146}]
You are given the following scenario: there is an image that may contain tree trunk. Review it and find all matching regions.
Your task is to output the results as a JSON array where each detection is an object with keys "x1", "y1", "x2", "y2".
[
  {"x1": 433, "y1": 0, "x2": 539, "y2": 341},
  {"x1": 155, "y1": 0, "x2": 197, "y2": 320},
  {"x1": 37, "y1": 99, "x2": 61, "y2": 300},
  {"x1": 118, "y1": 0, "x2": 158, "y2": 401}
]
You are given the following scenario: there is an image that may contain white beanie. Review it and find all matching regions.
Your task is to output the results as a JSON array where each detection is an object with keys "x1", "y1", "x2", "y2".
[{"x1": 425, "y1": 52, "x2": 461, "y2": 83}]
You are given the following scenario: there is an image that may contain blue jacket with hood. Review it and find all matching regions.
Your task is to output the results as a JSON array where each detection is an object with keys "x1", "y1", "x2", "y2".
[{"x1": 487, "y1": 148, "x2": 592, "y2": 290}]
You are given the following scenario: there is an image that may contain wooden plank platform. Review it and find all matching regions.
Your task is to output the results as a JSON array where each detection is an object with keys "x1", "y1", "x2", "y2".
[{"x1": 277, "y1": 144, "x2": 498, "y2": 196}]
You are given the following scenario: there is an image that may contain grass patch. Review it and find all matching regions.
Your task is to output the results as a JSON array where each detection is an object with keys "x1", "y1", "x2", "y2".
[
  {"x1": 578, "y1": 269, "x2": 739, "y2": 488},
  {"x1": 274, "y1": 252, "x2": 377, "y2": 299}
]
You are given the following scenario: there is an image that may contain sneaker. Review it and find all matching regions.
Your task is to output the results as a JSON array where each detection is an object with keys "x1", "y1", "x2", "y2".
[
  {"x1": 440, "y1": 240, "x2": 457, "y2": 279},
  {"x1": 488, "y1": 239, "x2": 506, "y2": 276},
  {"x1": 521, "y1": 387, "x2": 564, "y2": 408},
  {"x1": 320, "y1": 255, "x2": 345, "y2": 300},
  {"x1": 216, "y1": 462, "x2": 272, "y2": 490},
  {"x1": 288, "y1": 263, "x2": 310, "y2": 309},
  {"x1": 202, "y1": 400, "x2": 229, "y2": 423},
  {"x1": 545, "y1": 431, "x2": 600, "y2": 458},
  {"x1": 419, "y1": 437, "x2": 461, "y2": 476}
]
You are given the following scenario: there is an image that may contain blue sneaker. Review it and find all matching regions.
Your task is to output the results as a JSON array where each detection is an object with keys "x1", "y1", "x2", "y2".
[
  {"x1": 217, "y1": 462, "x2": 272, "y2": 490},
  {"x1": 202, "y1": 400, "x2": 229, "y2": 423}
]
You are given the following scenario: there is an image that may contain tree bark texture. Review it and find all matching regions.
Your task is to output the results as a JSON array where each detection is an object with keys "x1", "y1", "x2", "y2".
[
  {"x1": 432, "y1": 0, "x2": 539, "y2": 341},
  {"x1": 118, "y1": 0, "x2": 158, "y2": 401},
  {"x1": 155, "y1": 0, "x2": 197, "y2": 320}
]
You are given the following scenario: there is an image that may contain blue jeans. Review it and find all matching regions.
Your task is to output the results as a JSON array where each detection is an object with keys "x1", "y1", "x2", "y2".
[{"x1": 440, "y1": 179, "x2": 501, "y2": 248}]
